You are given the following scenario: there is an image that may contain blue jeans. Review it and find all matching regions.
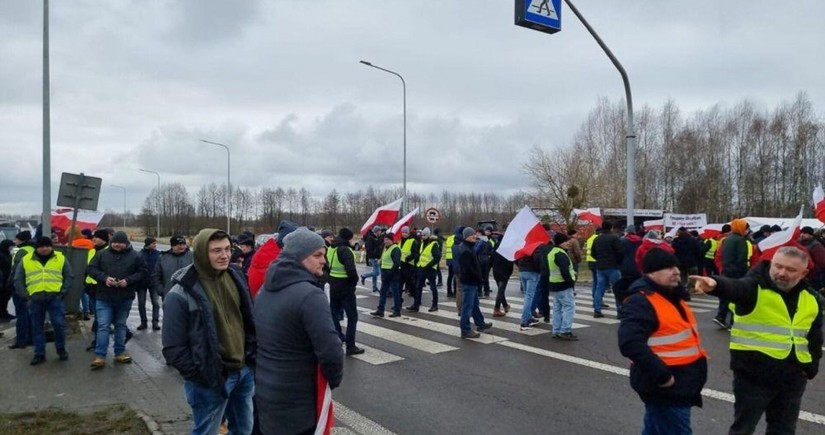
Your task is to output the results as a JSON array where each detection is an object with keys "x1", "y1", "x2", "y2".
[
  {"x1": 30, "y1": 295, "x2": 66, "y2": 356},
  {"x1": 460, "y1": 284, "x2": 486, "y2": 334},
  {"x1": 519, "y1": 271, "x2": 539, "y2": 326},
  {"x1": 642, "y1": 403, "x2": 691, "y2": 435},
  {"x1": 330, "y1": 292, "x2": 358, "y2": 349},
  {"x1": 11, "y1": 292, "x2": 31, "y2": 345},
  {"x1": 594, "y1": 268, "x2": 620, "y2": 313},
  {"x1": 80, "y1": 292, "x2": 91, "y2": 314},
  {"x1": 95, "y1": 297, "x2": 133, "y2": 357},
  {"x1": 551, "y1": 288, "x2": 576, "y2": 334},
  {"x1": 361, "y1": 259, "x2": 380, "y2": 290},
  {"x1": 377, "y1": 276, "x2": 401, "y2": 314},
  {"x1": 184, "y1": 365, "x2": 255, "y2": 435}
]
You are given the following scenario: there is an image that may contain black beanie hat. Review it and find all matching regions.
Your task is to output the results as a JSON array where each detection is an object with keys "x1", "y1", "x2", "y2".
[
  {"x1": 111, "y1": 231, "x2": 129, "y2": 244},
  {"x1": 93, "y1": 229, "x2": 110, "y2": 242},
  {"x1": 338, "y1": 227, "x2": 354, "y2": 241},
  {"x1": 553, "y1": 232, "x2": 569, "y2": 246},
  {"x1": 144, "y1": 236, "x2": 157, "y2": 246},
  {"x1": 35, "y1": 236, "x2": 53, "y2": 248},
  {"x1": 642, "y1": 248, "x2": 680, "y2": 274}
]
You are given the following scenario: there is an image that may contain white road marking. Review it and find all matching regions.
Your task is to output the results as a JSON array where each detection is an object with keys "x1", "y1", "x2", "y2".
[
  {"x1": 333, "y1": 401, "x2": 398, "y2": 435},
  {"x1": 355, "y1": 321, "x2": 459, "y2": 354},
  {"x1": 355, "y1": 307, "x2": 506, "y2": 344}
]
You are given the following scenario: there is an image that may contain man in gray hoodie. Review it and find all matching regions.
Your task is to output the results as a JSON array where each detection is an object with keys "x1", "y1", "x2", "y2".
[{"x1": 254, "y1": 228, "x2": 344, "y2": 434}]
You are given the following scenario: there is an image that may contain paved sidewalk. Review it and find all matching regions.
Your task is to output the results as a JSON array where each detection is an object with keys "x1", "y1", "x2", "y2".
[{"x1": 0, "y1": 317, "x2": 192, "y2": 434}]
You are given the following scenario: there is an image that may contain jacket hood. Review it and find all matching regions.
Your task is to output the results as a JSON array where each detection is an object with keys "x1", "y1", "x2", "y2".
[
  {"x1": 453, "y1": 226, "x2": 465, "y2": 237},
  {"x1": 263, "y1": 253, "x2": 318, "y2": 293},
  {"x1": 730, "y1": 218, "x2": 749, "y2": 236},
  {"x1": 192, "y1": 228, "x2": 226, "y2": 279},
  {"x1": 624, "y1": 234, "x2": 642, "y2": 243},
  {"x1": 275, "y1": 220, "x2": 299, "y2": 248}
]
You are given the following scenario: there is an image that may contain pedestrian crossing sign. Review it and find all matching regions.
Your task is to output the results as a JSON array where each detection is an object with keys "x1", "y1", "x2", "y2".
[{"x1": 515, "y1": 0, "x2": 562, "y2": 35}]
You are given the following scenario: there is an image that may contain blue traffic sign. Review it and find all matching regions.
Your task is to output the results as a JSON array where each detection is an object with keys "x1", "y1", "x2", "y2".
[{"x1": 515, "y1": 0, "x2": 562, "y2": 35}]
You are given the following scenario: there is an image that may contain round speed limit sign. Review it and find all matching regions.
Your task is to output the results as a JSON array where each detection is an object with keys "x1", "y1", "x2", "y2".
[{"x1": 425, "y1": 207, "x2": 441, "y2": 224}]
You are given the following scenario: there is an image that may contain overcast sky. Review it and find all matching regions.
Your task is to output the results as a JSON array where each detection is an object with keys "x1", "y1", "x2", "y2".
[{"x1": 2, "y1": 0, "x2": 824, "y2": 217}]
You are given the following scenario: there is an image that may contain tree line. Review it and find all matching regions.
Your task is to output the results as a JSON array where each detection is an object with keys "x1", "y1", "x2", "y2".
[{"x1": 95, "y1": 93, "x2": 823, "y2": 237}]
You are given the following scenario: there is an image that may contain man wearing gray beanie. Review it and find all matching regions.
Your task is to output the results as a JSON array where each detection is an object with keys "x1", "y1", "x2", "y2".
[{"x1": 254, "y1": 228, "x2": 344, "y2": 434}]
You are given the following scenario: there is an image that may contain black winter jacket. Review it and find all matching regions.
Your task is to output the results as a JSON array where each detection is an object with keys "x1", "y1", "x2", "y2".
[
  {"x1": 671, "y1": 235, "x2": 702, "y2": 269},
  {"x1": 458, "y1": 240, "x2": 483, "y2": 285},
  {"x1": 592, "y1": 233, "x2": 624, "y2": 270},
  {"x1": 491, "y1": 251, "x2": 514, "y2": 282},
  {"x1": 161, "y1": 265, "x2": 256, "y2": 394},
  {"x1": 710, "y1": 261, "x2": 823, "y2": 383},
  {"x1": 618, "y1": 277, "x2": 707, "y2": 407},
  {"x1": 87, "y1": 245, "x2": 147, "y2": 302}
]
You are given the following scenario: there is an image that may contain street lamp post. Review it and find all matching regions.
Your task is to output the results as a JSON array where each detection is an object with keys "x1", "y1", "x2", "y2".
[
  {"x1": 109, "y1": 184, "x2": 127, "y2": 227},
  {"x1": 41, "y1": 0, "x2": 52, "y2": 238},
  {"x1": 139, "y1": 169, "x2": 161, "y2": 237},
  {"x1": 359, "y1": 60, "x2": 406, "y2": 212},
  {"x1": 200, "y1": 139, "x2": 231, "y2": 234}
]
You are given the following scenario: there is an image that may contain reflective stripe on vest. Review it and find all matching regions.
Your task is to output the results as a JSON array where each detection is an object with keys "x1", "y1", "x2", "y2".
[
  {"x1": 326, "y1": 247, "x2": 349, "y2": 279},
  {"x1": 644, "y1": 292, "x2": 706, "y2": 366},
  {"x1": 444, "y1": 235, "x2": 455, "y2": 260},
  {"x1": 400, "y1": 238, "x2": 416, "y2": 265},
  {"x1": 584, "y1": 234, "x2": 598, "y2": 263},
  {"x1": 381, "y1": 244, "x2": 400, "y2": 270},
  {"x1": 746, "y1": 240, "x2": 754, "y2": 261},
  {"x1": 417, "y1": 241, "x2": 437, "y2": 269},
  {"x1": 547, "y1": 247, "x2": 576, "y2": 283},
  {"x1": 23, "y1": 251, "x2": 65, "y2": 295},
  {"x1": 704, "y1": 238, "x2": 718, "y2": 259},
  {"x1": 730, "y1": 285, "x2": 817, "y2": 362}
]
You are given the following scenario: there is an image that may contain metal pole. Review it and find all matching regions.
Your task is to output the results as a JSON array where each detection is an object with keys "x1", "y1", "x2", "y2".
[
  {"x1": 110, "y1": 184, "x2": 127, "y2": 227},
  {"x1": 41, "y1": 0, "x2": 52, "y2": 238},
  {"x1": 564, "y1": 0, "x2": 636, "y2": 226},
  {"x1": 200, "y1": 140, "x2": 232, "y2": 234},
  {"x1": 359, "y1": 60, "x2": 407, "y2": 213},
  {"x1": 139, "y1": 169, "x2": 161, "y2": 236}
]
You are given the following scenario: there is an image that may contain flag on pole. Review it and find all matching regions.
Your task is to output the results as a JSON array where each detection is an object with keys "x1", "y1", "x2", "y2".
[
  {"x1": 314, "y1": 364, "x2": 334, "y2": 435},
  {"x1": 814, "y1": 185, "x2": 825, "y2": 224},
  {"x1": 390, "y1": 207, "x2": 419, "y2": 242},
  {"x1": 360, "y1": 197, "x2": 403, "y2": 236},
  {"x1": 572, "y1": 207, "x2": 603, "y2": 226},
  {"x1": 497, "y1": 206, "x2": 551, "y2": 261},
  {"x1": 757, "y1": 206, "x2": 803, "y2": 261}
]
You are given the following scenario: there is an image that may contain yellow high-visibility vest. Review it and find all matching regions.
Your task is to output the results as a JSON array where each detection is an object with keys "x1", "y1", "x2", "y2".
[
  {"x1": 730, "y1": 286, "x2": 818, "y2": 362},
  {"x1": 444, "y1": 235, "x2": 455, "y2": 260},
  {"x1": 400, "y1": 238, "x2": 416, "y2": 265},
  {"x1": 584, "y1": 234, "x2": 598, "y2": 263},
  {"x1": 381, "y1": 244, "x2": 400, "y2": 270},
  {"x1": 22, "y1": 251, "x2": 65, "y2": 295},
  {"x1": 704, "y1": 238, "x2": 718, "y2": 260},
  {"x1": 547, "y1": 246, "x2": 576, "y2": 283},
  {"x1": 417, "y1": 241, "x2": 437, "y2": 269}
]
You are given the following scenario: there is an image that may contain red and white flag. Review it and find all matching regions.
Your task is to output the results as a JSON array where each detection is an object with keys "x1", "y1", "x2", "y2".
[
  {"x1": 390, "y1": 207, "x2": 419, "y2": 242},
  {"x1": 699, "y1": 223, "x2": 726, "y2": 239},
  {"x1": 757, "y1": 206, "x2": 803, "y2": 260},
  {"x1": 643, "y1": 219, "x2": 664, "y2": 232},
  {"x1": 315, "y1": 364, "x2": 334, "y2": 435},
  {"x1": 497, "y1": 206, "x2": 551, "y2": 261},
  {"x1": 51, "y1": 208, "x2": 105, "y2": 244},
  {"x1": 572, "y1": 207, "x2": 603, "y2": 226},
  {"x1": 360, "y1": 197, "x2": 403, "y2": 236},
  {"x1": 814, "y1": 185, "x2": 825, "y2": 224}
]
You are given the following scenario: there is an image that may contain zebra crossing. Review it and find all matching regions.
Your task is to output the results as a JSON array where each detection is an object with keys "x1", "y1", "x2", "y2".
[
  {"x1": 120, "y1": 285, "x2": 724, "y2": 368},
  {"x1": 338, "y1": 284, "x2": 722, "y2": 366}
]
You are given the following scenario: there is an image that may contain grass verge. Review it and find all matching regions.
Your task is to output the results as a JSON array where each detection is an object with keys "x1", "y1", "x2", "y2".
[{"x1": 0, "y1": 404, "x2": 149, "y2": 435}]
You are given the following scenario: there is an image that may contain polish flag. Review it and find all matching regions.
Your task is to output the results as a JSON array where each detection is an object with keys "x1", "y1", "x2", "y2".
[
  {"x1": 814, "y1": 185, "x2": 825, "y2": 224},
  {"x1": 700, "y1": 224, "x2": 726, "y2": 239},
  {"x1": 51, "y1": 208, "x2": 105, "y2": 244},
  {"x1": 643, "y1": 219, "x2": 664, "y2": 232},
  {"x1": 360, "y1": 197, "x2": 403, "y2": 236},
  {"x1": 390, "y1": 207, "x2": 419, "y2": 242},
  {"x1": 497, "y1": 206, "x2": 551, "y2": 261},
  {"x1": 315, "y1": 365, "x2": 334, "y2": 435},
  {"x1": 572, "y1": 207, "x2": 603, "y2": 226},
  {"x1": 757, "y1": 206, "x2": 803, "y2": 261}
]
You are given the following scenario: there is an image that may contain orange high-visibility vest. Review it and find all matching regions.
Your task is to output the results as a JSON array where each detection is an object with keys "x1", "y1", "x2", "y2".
[{"x1": 645, "y1": 292, "x2": 707, "y2": 366}]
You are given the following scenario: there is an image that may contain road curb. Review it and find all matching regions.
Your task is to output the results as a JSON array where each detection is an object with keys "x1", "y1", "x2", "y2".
[{"x1": 134, "y1": 408, "x2": 164, "y2": 435}]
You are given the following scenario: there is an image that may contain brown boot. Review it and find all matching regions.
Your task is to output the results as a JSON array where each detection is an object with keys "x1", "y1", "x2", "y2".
[{"x1": 492, "y1": 309, "x2": 505, "y2": 317}]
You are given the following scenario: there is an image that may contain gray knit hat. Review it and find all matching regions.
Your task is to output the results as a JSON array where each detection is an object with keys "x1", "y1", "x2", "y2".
[
  {"x1": 422, "y1": 228, "x2": 431, "y2": 238},
  {"x1": 462, "y1": 227, "x2": 476, "y2": 239},
  {"x1": 282, "y1": 228, "x2": 326, "y2": 260}
]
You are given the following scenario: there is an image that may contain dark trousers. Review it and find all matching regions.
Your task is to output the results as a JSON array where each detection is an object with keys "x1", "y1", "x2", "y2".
[
  {"x1": 330, "y1": 292, "x2": 358, "y2": 350},
  {"x1": 30, "y1": 295, "x2": 66, "y2": 356},
  {"x1": 400, "y1": 264, "x2": 416, "y2": 296},
  {"x1": 446, "y1": 260, "x2": 456, "y2": 295},
  {"x1": 479, "y1": 258, "x2": 491, "y2": 295},
  {"x1": 730, "y1": 373, "x2": 807, "y2": 435},
  {"x1": 537, "y1": 282, "x2": 550, "y2": 320},
  {"x1": 702, "y1": 258, "x2": 718, "y2": 276},
  {"x1": 494, "y1": 279, "x2": 509, "y2": 311},
  {"x1": 0, "y1": 285, "x2": 13, "y2": 316},
  {"x1": 716, "y1": 297, "x2": 732, "y2": 323},
  {"x1": 414, "y1": 268, "x2": 438, "y2": 309},
  {"x1": 136, "y1": 287, "x2": 160, "y2": 325},
  {"x1": 11, "y1": 292, "x2": 31, "y2": 345},
  {"x1": 436, "y1": 267, "x2": 443, "y2": 286},
  {"x1": 377, "y1": 276, "x2": 401, "y2": 314}
]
